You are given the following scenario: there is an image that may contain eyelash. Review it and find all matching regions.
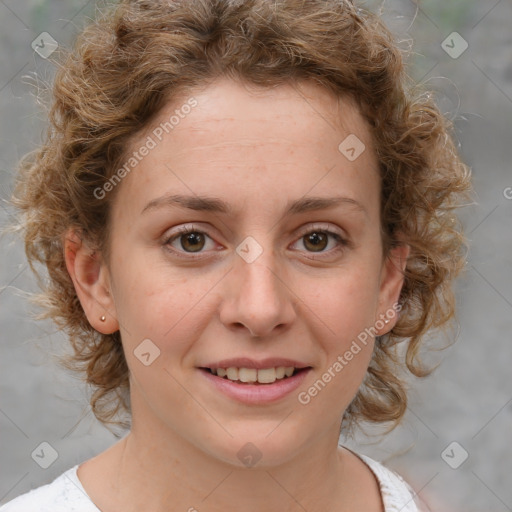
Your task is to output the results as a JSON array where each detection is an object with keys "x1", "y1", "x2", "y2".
[{"x1": 163, "y1": 224, "x2": 349, "y2": 261}]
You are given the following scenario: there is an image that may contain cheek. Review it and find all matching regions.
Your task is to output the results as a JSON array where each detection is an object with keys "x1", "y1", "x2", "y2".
[
  {"x1": 111, "y1": 257, "x2": 216, "y2": 354},
  {"x1": 297, "y1": 264, "x2": 380, "y2": 397},
  {"x1": 303, "y1": 265, "x2": 381, "y2": 341},
  {"x1": 297, "y1": 274, "x2": 378, "y2": 415}
]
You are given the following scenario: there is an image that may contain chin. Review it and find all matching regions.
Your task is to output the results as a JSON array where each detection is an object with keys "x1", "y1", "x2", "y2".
[{"x1": 199, "y1": 428, "x2": 307, "y2": 470}]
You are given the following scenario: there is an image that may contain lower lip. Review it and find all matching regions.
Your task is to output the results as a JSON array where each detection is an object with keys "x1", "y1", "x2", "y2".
[{"x1": 199, "y1": 368, "x2": 311, "y2": 404}]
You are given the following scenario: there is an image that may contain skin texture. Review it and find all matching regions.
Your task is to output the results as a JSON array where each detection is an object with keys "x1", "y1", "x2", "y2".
[{"x1": 64, "y1": 78, "x2": 409, "y2": 512}]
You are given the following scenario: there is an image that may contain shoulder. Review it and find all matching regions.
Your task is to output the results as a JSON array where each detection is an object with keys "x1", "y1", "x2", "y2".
[
  {"x1": 350, "y1": 451, "x2": 430, "y2": 512},
  {"x1": 0, "y1": 466, "x2": 100, "y2": 512}
]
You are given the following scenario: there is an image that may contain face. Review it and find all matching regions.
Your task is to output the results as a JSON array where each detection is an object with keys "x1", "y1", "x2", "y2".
[{"x1": 76, "y1": 78, "x2": 407, "y2": 468}]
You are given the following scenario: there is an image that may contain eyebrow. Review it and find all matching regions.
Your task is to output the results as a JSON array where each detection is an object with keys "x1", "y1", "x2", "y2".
[{"x1": 141, "y1": 193, "x2": 367, "y2": 217}]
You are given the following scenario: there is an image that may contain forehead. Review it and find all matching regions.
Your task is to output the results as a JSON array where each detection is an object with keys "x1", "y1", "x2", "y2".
[
  {"x1": 168, "y1": 78, "x2": 371, "y2": 152},
  {"x1": 113, "y1": 78, "x2": 380, "y2": 219}
]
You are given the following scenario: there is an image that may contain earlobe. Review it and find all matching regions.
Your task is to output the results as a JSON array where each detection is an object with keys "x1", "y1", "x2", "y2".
[
  {"x1": 63, "y1": 229, "x2": 119, "y2": 334},
  {"x1": 377, "y1": 242, "x2": 410, "y2": 334}
]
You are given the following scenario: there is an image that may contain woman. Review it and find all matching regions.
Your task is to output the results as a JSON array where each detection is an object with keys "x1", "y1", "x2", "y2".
[{"x1": 2, "y1": 0, "x2": 471, "y2": 510}]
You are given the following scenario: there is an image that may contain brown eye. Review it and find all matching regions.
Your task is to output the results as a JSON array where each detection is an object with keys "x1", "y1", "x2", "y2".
[
  {"x1": 303, "y1": 231, "x2": 329, "y2": 252},
  {"x1": 179, "y1": 232, "x2": 206, "y2": 252},
  {"x1": 290, "y1": 226, "x2": 348, "y2": 259},
  {"x1": 164, "y1": 225, "x2": 220, "y2": 260}
]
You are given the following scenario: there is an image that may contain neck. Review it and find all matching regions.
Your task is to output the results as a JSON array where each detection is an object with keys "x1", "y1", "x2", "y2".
[
  {"x1": 104, "y1": 418, "x2": 349, "y2": 512},
  {"x1": 77, "y1": 383, "x2": 385, "y2": 512}
]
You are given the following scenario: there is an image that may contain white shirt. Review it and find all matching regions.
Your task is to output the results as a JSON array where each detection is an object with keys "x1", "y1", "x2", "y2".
[{"x1": 0, "y1": 453, "x2": 427, "y2": 511}]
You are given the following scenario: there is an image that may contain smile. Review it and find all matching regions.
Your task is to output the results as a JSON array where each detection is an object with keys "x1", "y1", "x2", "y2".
[
  {"x1": 205, "y1": 366, "x2": 303, "y2": 384},
  {"x1": 198, "y1": 366, "x2": 312, "y2": 404}
]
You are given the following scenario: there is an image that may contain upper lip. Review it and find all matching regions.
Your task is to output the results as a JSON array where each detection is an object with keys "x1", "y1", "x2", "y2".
[{"x1": 199, "y1": 357, "x2": 312, "y2": 370}]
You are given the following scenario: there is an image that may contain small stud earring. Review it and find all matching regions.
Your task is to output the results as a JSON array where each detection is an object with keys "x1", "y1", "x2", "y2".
[
  {"x1": 100, "y1": 315, "x2": 106, "y2": 322},
  {"x1": 384, "y1": 319, "x2": 390, "y2": 324}
]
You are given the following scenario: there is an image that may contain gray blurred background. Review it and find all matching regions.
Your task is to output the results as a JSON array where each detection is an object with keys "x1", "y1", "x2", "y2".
[{"x1": 0, "y1": 1, "x2": 511, "y2": 510}]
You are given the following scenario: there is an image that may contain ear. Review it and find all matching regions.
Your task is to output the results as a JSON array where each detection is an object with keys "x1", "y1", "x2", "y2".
[
  {"x1": 376, "y1": 241, "x2": 410, "y2": 334},
  {"x1": 63, "y1": 229, "x2": 119, "y2": 334}
]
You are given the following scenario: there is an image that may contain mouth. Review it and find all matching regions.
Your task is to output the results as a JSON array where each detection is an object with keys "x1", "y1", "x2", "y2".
[{"x1": 199, "y1": 366, "x2": 310, "y2": 385}]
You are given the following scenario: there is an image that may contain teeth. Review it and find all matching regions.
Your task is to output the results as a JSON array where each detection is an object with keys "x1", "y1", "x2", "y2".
[
  {"x1": 257, "y1": 368, "x2": 277, "y2": 384},
  {"x1": 226, "y1": 367, "x2": 238, "y2": 380},
  {"x1": 238, "y1": 368, "x2": 257, "y2": 383},
  {"x1": 210, "y1": 366, "x2": 298, "y2": 384}
]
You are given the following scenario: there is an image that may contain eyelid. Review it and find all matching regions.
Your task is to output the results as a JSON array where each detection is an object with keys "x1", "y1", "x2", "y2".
[
  {"x1": 288, "y1": 223, "x2": 349, "y2": 259},
  {"x1": 163, "y1": 224, "x2": 222, "y2": 260},
  {"x1": 164, "y1": 223, "x2": 220, "y2": 244},
  {"x1": 163, "y1": 222, "x2": 349, "y2": 260},
  {"x1": 294, "y1": 222, "x2": 346, "y2": 240}
]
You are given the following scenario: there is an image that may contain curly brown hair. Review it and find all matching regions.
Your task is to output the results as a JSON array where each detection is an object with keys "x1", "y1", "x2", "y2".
[{"x1": 11, "y1": 0, "x2": 472, "y2": 432}]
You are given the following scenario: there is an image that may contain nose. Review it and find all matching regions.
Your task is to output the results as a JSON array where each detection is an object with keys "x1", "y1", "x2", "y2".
[{"x1": 218, "y1": 246, "x2": 297, "y2": 338}]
